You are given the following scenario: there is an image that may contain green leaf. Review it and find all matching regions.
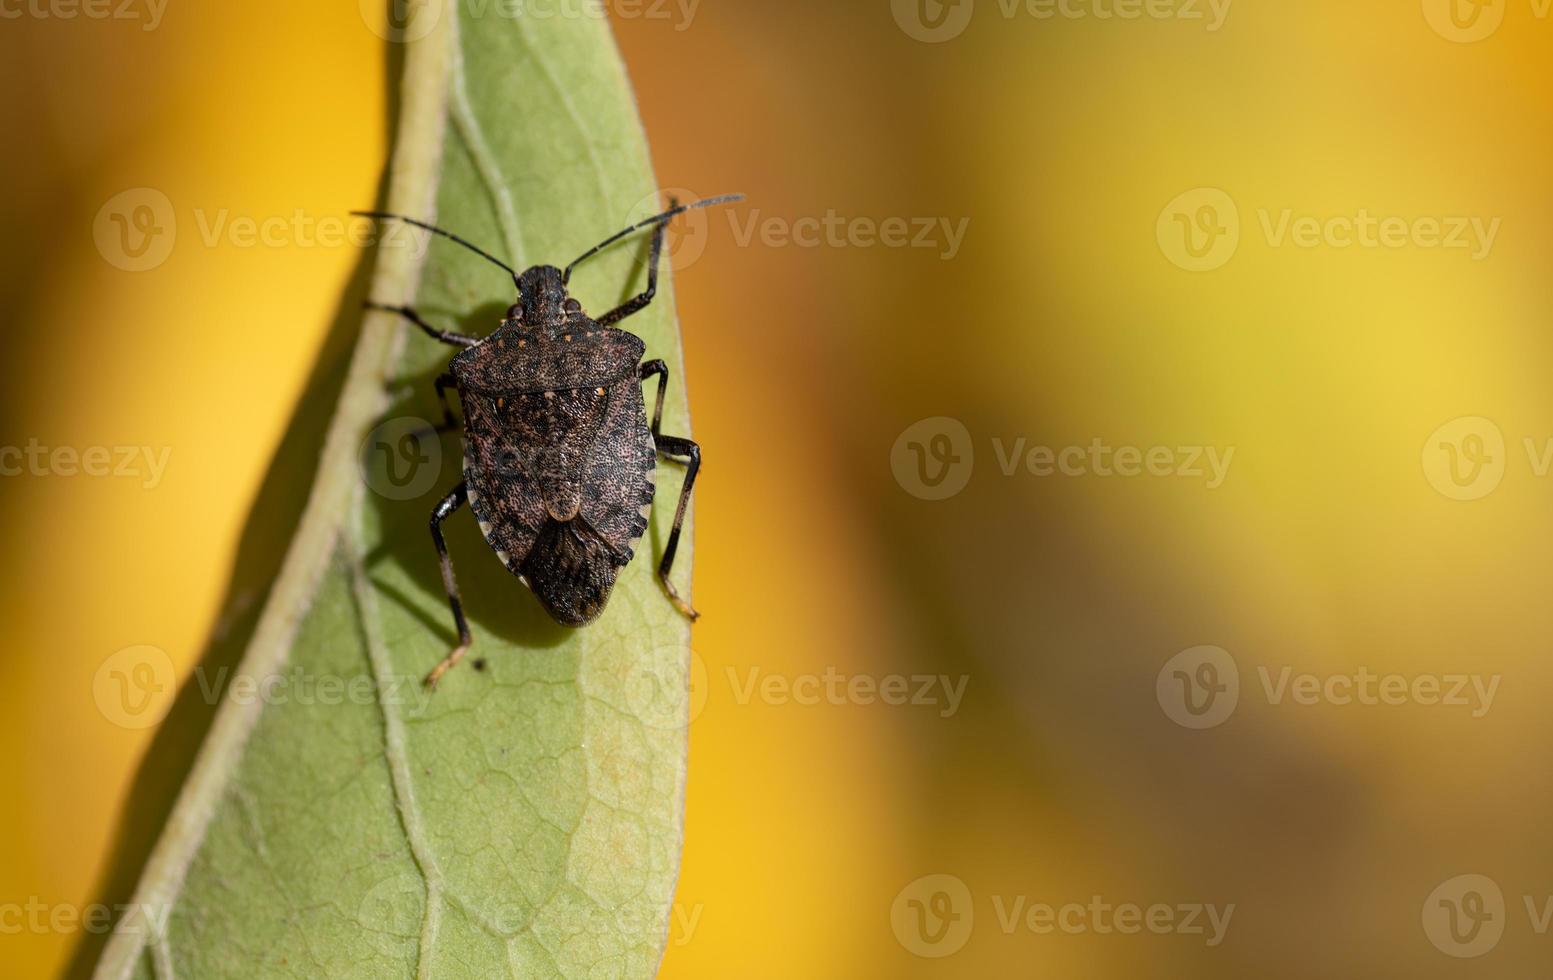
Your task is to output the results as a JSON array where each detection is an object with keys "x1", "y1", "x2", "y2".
[{"x1": 94, "y1": 6, "x2": 695, "y2": 979}]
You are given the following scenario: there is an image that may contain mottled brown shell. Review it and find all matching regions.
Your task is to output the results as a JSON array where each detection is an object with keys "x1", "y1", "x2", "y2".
[{"x1": 453, "y1": 319, "x2": 656, "y2": 626}]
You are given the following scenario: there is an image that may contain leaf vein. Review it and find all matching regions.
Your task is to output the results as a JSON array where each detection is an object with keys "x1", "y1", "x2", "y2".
[
  {"x1": 450, "y1": 4, "x2": 525, "y2": 270},
  {"x1": 347, "y1": 497, "x2": 444, "y2": 980}
]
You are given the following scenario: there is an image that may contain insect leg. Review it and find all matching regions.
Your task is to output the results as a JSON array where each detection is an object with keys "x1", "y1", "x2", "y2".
[
  {"x1": 365, "y1": 301, "x2": 481, "y2": 348},
  {"x1": 424, "y1": 482, "x2": 474, "y2": 689},
  {"x1": 393, "y1": 375, "x2": 461, "y2": 443},
  {"x1": 596, "y1": 197, "x2": 677, "y2": 326},
  {"x1": 652, "y1": 433, "x2": 701, "y2": 621},
  {"x1": 433, "y1": 373, "x2": 462, "y2": 432},
  {"x1": 639, "y1": 359, "x2": 668, "y2": 437}
]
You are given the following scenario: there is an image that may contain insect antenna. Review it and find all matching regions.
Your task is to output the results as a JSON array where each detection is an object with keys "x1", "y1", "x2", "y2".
[
  {"x1": 562, "y1": 193, "x2": 744, "y2": 285},
  {"x1": 351, "y1": 210, "x2": 517, "y2": 278}
]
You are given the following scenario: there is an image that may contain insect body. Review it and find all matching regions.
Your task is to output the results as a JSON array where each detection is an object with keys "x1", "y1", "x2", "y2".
[{"x1": 356, "y1": 195, "x2": 741, "y2": 688}]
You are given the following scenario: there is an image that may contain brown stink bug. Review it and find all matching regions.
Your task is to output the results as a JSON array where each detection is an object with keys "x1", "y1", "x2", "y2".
[{"x1": 354, "y1": 194, "x2": 742, "y2": 688}]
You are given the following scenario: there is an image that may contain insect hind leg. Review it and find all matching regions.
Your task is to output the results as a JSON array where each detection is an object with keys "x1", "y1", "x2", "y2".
[
  {"x1": 652, "y1": 433, "x2": 701, "y2": 621},
  {"x1": 425, "y1": 482, "x2": 474, "y2": 689}
]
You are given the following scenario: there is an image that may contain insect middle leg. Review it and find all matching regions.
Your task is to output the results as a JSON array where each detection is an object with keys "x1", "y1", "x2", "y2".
[
  {"x1": 597, "y1": 196, "x2": 677, "y2": 326},
  {"x1": 424, "y1": 482, "x2": 473, "y2": 689},
  {"x1": 433, "y1": 373, "x2": 461, "y2": 432},
  {"x1": 652, "y1": 434, "x2": 701, "y2": 622},
  {"x1": 392, "y1": 374, "x2": 460, "y2": 443},
  {"x1": 365, "y1": 303, "x2": 472, "y2": 427}
]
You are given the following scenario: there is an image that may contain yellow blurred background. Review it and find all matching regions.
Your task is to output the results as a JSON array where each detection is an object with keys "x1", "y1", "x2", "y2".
[{"x1": 4, "y1": 0, "x2": 1553, "y2": 976}]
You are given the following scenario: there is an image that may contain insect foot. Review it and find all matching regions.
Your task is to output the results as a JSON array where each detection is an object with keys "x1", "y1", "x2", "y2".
[
  {"x1": 662, "y1": 579, "x2": 701, "y2": 623},
  {"x1": 423, "y1": 642, "x2": 470, "y2": 691}
]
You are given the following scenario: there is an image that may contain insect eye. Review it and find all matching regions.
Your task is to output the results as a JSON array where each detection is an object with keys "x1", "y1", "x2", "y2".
[
  {"x1": 505, "y1": 303, "x2": 523, "y2": 320},
  {"x1": 563, "y1": 298, "x2": 582, "y2": 313}
]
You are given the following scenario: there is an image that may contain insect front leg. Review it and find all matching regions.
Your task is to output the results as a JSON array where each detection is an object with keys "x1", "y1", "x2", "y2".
[
  {"x1": 640, "y1": 359, "x2": 668, "y2": 437},
  {"x1": 652, "y1": 433, "x2": 701, "y2": 622},
  {"x1": 365, "y1": 300, "x2": 481, "y2": 348},
  {"x1": 597, "y1": 196, "x2": 677, "y2": 326},
  {"x1": 424, "y1": 482, "x2": 474, "y2": 689}
]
